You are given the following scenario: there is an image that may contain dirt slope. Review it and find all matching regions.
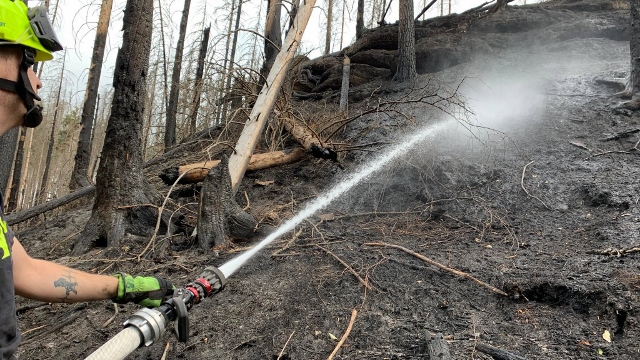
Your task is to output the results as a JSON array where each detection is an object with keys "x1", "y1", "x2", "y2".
[{"x1": 13, "y1": 1, "x2": 640, "y2": 359}]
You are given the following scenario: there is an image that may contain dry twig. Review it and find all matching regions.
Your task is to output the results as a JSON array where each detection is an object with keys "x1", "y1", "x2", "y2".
[
  {"x1": 102, "y1": 303, "x2": 119, "y2": 328},
  {"x1": 520, "y1": 161, "x2": 551, "y2": 210},
  {"x1": 160, "y1": 341, "x2": 171, "y2": 360},
  {"x1": 317, "y1": 245, "x2": 373, "y2": 290},
  {"x1": 326, "y1": 309, "x2": 358, "y2": 360},
  {"x1": 364, "y1": 242, "x2": 508, "y2": 297},
  {"x1": 277, "y1": 331, "x2": 296, "y2": 360}
]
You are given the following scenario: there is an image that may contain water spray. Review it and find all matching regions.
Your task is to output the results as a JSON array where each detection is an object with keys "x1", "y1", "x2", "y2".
[{"x1": 85, "y1": 120, "x2": 450, "y2": 360}]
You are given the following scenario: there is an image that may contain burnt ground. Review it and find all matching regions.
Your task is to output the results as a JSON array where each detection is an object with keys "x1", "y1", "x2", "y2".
[{"x1": 11, "y1": 2, "x2": 640, "y2": 360}]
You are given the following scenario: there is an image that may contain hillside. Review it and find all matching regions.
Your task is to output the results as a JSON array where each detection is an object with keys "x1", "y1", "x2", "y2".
[{"x1": 12, "y1": 0, "x2": 640, "y2": 359}]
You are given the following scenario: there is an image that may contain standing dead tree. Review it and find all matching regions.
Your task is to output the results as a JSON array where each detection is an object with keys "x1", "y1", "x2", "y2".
[
  {"x1": 73, "y1": 0, "x2": 161, "y2": 254},
  {"x1": 188, "y1": 26, "x2": 210, "y2": 133},
  {"x1": 164, "y1": 0, "x2": 192, "y2": 151},
  {"x1": 620, "y1": 0, "x2": 640, "y2": 109},
  {"x1": 394, "y1": 0, "x2": 417, "y2": 81},
  {"x1": 259, "y1": 0, "x2": 282, "y2": 87},
  {"x1": 70, "y1": 0, "x2": 114, "y2": 190}
]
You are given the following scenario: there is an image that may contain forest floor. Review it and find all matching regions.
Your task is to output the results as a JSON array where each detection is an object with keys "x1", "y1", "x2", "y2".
[{"x1": 11, "y1": 1, "x2": 640, "y2": 360}]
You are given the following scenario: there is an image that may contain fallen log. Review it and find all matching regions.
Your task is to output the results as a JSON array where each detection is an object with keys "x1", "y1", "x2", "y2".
[
  {"x1": 475, "y1": 343, "x2": 528, "y2": 360},
  {"x1": 6, "y1": 185, "x2": 96, "y2": 226},
  {"x1": 159, "y1": 148, "x2": 305, "y2": 185},
  {"x1": 280, "y1": 116, "x2": 337, "y2": 162}
]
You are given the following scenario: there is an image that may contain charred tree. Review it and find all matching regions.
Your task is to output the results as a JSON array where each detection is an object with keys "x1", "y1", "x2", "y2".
[
  {"x1": 39, "y1": 51, "x2": 66, "y2": 202},
  {"x1": 394, "y1": 0, "x2": 417, "y2": 82},
  {"x1": 220, "y1": 0, "x2": 244, "y2": 123},
  {"x1": 73, "y1": 0, "x2": 161, "y2": 254},
  {"x1": 489, "y1": 0, "x2": 509, "y2": 14},
  {"x1": 356, "y1": 0, "x2": 364, "y2": 39},
  {"x1": 164, "y1": 0, "x2": 191, "y2": 151},
  {"x1": 70, "y1": 0, "x2": 113, "y2": 190},
  {"x1": 622, "y1": 0, "x2": 640, "y2": 109},
  {"x1": 188, "y1": 26, "x2": 210, "y2": 133},
  {"x1": 0, "y1": 128, "x2": 18, "y2": 199},
  {"x1": 259, "y1": 0, "x2": 282, "y2": 87},
  {"x1": 6, "y1": 128, "x2": 27, "y2": 211},
  {"x1": 197, "y1": 154, "x2": 258, "y2": 251}
]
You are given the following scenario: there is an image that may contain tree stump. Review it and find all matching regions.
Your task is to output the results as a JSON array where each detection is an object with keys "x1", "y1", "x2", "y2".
[
  {"x1": 197, "y1": 154, "x2": 258, "y2": 251},
  {"x1": 427, "y1": 333, "x2": 451, "y2": 360}
]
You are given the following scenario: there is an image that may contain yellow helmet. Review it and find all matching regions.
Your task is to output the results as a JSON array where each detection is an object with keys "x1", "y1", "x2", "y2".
[{"x1": 0, "y1": 0, "x2": 63, "y2": 61}]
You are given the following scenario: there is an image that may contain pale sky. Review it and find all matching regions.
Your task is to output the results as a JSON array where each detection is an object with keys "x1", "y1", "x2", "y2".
[{"x1": 34, "y1": 0, "x2": 537, "y2": 102}]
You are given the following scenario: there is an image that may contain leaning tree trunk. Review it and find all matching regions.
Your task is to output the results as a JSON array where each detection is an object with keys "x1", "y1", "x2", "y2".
[
  {"x1": 394, "y1": 0, "x2": 417, "y2": 82},
  {"x1": 70, "y1": 0, "x2": 113, "y2": 190},
  {"x1": 73, "y1": 0, "x2": 159, "y2": 254},
  {"x1": 164, "y1": 0, "x2": 191, "y2": 151},
  {"x1": 259, "y1": 0, "x2": 282, "y2": 87}
]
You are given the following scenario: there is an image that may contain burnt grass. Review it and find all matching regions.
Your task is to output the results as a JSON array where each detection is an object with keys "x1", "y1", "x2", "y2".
[{"x1": 11, "y1": 1, "x2": 640, "y2": 359}]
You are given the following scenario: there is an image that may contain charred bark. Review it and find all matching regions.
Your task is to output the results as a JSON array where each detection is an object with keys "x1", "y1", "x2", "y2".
[
  {"x1": 426, "y1": 333, "x2": 451, "y2": 360},
  {"x1": 73, "y1": 0, "x2": 160, "y2": 255},
  {"x1": 7, "y1": 127, "x2": 26, "y2": 211},
  {"x1": 6, "y1": 186, "x2": 96, "y2": 226},
  {"x1": 0, "y1": 128, "x2": 18, "y2": 198},
  {"x1": 188, "y1": 26, "x2": 210, "y2": 134},
  {"x1": 164, "y1": 0, "x2": 191, "y2": 150},
  {"x1": 70, "y1": 0, "x2": 113, "y2": 190},
  {"x1": 325, "y1": 0, "x2": 334, "y2": 55},
  {"x1": 356, "y1": 0, "x2": 365, "y2": 39},
  {"x1": 197, "y1": 154, "x2": 258, "y2": 251},
  {"x1": 259, "y1": 0, "x2": 282, "y2": 87}
]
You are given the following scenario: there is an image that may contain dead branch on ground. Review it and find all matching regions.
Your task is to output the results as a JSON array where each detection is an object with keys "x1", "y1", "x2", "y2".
[
  {"x1": 475, "y1": 342, "x2": 528, "y2": 360},
  {"x1": 364, "y1": 242, "x2": 508, "y2": 296},
  {"x1": 326, "y1": 309, "x2": 358, "y2": 360},
  {"x1": 588, "y1": 246, "x2": 640, "y2": 257},
  {"x1": 520, "y1": 161, "x2": 551, "y2": 210},
  {"x1": 317, "y1": 245, "x2": 373, "y2": 290}
]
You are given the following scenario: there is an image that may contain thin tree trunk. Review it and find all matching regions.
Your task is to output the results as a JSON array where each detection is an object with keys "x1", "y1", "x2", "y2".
[
  {"x1": 221, "y1": 0, "x2": 244, "y2": 122},
  {"x1": 7, "y1": 128, "x2": 27, "y2": 211},
  {"x1": 0, "y1": 128, "x2": 18, "y2": 201},
  {"x1": 164, "y1": 0, "x2": 191, "y2": 151},
  {"x1": 339, "y1": 56, "x2": 350, "y2": 112},
  {"x1": 74, "y1": 0, "x2": 159, "y2": 254},
  {"x1": 70, "y1": 0, "x2": 114, "y2": 190},
  {"x1": 39, "y1": 50, "x2": 66, "y2": 202},
  {"x1": 189, "y1": 26, "x2": 211, "y2": 133},
  {"x1": 144, "y1": 62, "x2": 159, "y2": 158},
  {"x1": 217, "y1": 0, "x2": 236, "y2": 125},
  {"x1": 259, "y1": 0, "x2": 282, "y2": 87},
  {"x1": 394, "y1": 0, "x2": 417, "y2": 82},
  {"x1": 631, "y1": 0, "x2": 640, "y2": 96},
  {"x1": 325, "y1": 0, "x2": 333, "y2": 54},
  {"x1": 157, "y1": 0, "x2": 170, "y2": 127},
  {"x1": 356, "y1": 0, "x2": 364, "y2": 39}
]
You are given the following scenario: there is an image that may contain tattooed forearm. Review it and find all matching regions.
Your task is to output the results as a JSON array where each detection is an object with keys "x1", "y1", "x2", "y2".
[{"x1": 53, "y1": 271, "x2": 78, "y2": 302}]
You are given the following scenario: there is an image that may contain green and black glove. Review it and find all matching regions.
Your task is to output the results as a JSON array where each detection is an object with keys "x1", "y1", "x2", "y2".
[{"x1": 113, "y1": 273, "x2": 175, "y2": 308}]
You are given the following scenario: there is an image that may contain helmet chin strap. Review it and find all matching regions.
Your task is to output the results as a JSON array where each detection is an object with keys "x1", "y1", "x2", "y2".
[{"x1": 0, "y1": 48, "x2": 43, "y2": 128}]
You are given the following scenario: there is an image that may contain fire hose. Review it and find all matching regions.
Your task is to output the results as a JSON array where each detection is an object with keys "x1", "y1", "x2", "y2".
[{"x1": 85, "y1": 266, "x2": 226, "y2": 360}]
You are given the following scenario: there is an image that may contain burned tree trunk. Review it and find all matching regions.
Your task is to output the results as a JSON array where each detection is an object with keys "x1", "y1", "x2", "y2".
[
  {"x1": 489, "y1": 0, "x2": 509, "y2": 14},
  {"x1": 189, "y1": 26, "x2": 210, "y2": 133},
  {"x1": 356, "y1": 0, "x2": 364, "y2": 39},
  {"x1": 197, "y1": 154, "x2": 258, "y2": 251},
  {"x1": 164, "y1": 0, "x2": 191, "y2": 150},
  {"x1": 39, "y1": 52, "x2": 66, "y2": 202},
  {"x1": 622, "y1": 0, "x2": 640, "y2": 108},
  {"x1": 325, "y1": 0, "x2": 334, "y2": 55},
  {"x1": 73, "y1": 0, "x2": 160, "y2": 255},
  {"x1": 0, "y1": 128, "x2": 18, "y2": 198},
  {"x1": 70, "y1": 0, "x2": 113, "y2": 190},
  {"x1": 259, "y1": 0, "x2": 282, "y2": 87},
  {"x1": 394, "y1": 0, "x2": 417, "y2": 82},
  {"x1": 7, "y1": 127, "x2": 27, "y2": 211}
]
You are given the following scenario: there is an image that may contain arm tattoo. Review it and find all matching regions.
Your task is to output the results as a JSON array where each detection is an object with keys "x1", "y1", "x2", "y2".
[{"x1": 53, "y1": 270, "x2": 78, "y2": 302}]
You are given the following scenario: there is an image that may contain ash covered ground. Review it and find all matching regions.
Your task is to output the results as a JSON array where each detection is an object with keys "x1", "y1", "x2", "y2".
[{"x1": 12, "y1": 1, "x2": 640, "y2": 359}]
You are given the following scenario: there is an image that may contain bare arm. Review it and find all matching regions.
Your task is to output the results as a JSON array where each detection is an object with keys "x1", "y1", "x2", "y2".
[{"x1": 11, "y1": 237, "x2": 118, "y2": 303}]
